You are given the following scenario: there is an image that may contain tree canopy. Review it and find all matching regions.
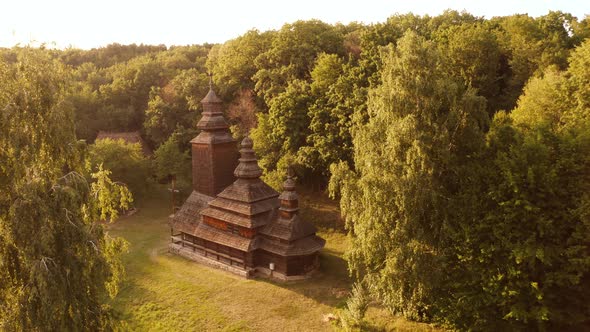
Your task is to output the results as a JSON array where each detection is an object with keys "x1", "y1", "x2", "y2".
[
  {"x1": 330, "y1": 28, "x2": 590, "y2": 331},
  {"x1": 0, "y1": 49, "x2": 131, "y2": 330},
  {"x1": 1, "y1": 10, "x2": 589, "y2": 330}
]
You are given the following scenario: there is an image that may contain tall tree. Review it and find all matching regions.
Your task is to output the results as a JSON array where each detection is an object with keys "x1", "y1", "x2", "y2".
[
  {"x1": 206, "y1": 30, "x2": 275, "y2": 101},
  {"x1": 143, "y1": 68, "x2": 207, "y2": 146},
  {"x1": 299, "y1": 53, "x2": 368, "y2": 180},
  {"x1": 436, "y1": 22, "x2": 502, "y2": 114},
  {"x1": 0, "y1": 49, "x2": 130, "y2": 330},
  {"x1": 330, "y1": 31, "x2": 488, "y2": 320},
  {"x1": 331, "y1": 32, "x2": 590, "y2": 331},
  {"x1": 253, "y1": 20, "x2": 345, "y2": 103},
  {"x1": 251, "y1": 79, "x2": 312, "y2": 189}
]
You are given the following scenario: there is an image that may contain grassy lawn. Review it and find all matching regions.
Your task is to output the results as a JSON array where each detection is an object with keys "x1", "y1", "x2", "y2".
[{"x1": 107, "y1": 187, "x2": 441, "y2": 331}]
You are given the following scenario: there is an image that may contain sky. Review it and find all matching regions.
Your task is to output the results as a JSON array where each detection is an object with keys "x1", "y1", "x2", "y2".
[{"x1": 0, "y1": 0, "x2": 587, "y2": 49}]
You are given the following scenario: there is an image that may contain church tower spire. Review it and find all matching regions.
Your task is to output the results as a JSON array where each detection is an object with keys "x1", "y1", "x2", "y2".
[{"x1": 190, "y1": 81, "x2": 238, "y2": 196}]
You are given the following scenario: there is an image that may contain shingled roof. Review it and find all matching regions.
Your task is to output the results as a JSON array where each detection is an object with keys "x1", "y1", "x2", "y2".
[
  {"x1": 169, "y1": 190, "x2": 213, "y2": 233},
  {"x1": 193, "y1": 223, "x2": 259, "y2": 251},
  {"x1": 258, "y1": 235, "x2": 325, "y2": 256},
  {"x1": 201, "y1": 136, "x2": 279, "y2": 229},
  {"x1": 260, "y1": 169, "x2": 325, "y2": 256},
  {"x1": 191, "y1": 85, "x2": 234, "y2": 145}
]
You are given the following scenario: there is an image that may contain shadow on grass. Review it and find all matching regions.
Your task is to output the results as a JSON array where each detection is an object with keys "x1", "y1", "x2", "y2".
[
  {"x1": 253, "y1": 247, "x2": 352, "y2": 310},
  {"x1": 299, "y1": 188, "x2": 346, "y2": 232}
]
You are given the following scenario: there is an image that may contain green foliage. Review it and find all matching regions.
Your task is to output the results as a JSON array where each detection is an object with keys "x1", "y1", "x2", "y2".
[
  {"x1": 0, "y1": 49, "x2": 129, "y2": 330},
  {"x1": 436, "y1": 22, "x2": 502, "y2": 113},
  {"x1": 510, "y1": 68, "x2": 569, "y2": 129},
  {"x1": 89, "y1": 138, "x2": 150, "y2": 197},
  {"x1": 58, "y1": 44, "x2": 212, "y2": 143},
  {"x1": 472, "y1": 121, "x2": 589, "y2": 329},
  {"x1": 246, "y1": 12, "x2": 582, "y2": 186},
  {"x1": 359, "y1": 11, "x2": 479, "y2": 87},
  {"x1": 566, "y1": 38, "x2": 590, "y2": 127},
  {"x1": 61, "y1": 43, "x2": 167, "y2": 68},
  {"x1": 299, "y1": 54, "x2": 368, "y2": 178},
  {"x1": 512, "y1": 38, "x2": 590, "y2": 131},
  {"x1": 251, "y1": 79, "x2": 312, "y2": 183},
  {"x1": 491, "y1": 12, "x2": 582, "y2": 111},
  {"x1": 207, "y1": 30, "x2": 274, "y2": 100},
  {"x1": 143, "y1": 68, "x2": 207, "y2": 146},
  {"x1": 439, "y1": 111, "x2": 590, "y2": 330},
  {"x1": 95, "y1": 55, "x2": 164, "y2": 131},
  {"x1": 331, "y1": 29, "x2": 590, "y2": 331},
  {"x1": 330, "y1": 30, "x2": 488, "y2": 320},
  {"x1": 253, "y1": 20, "x2": 345, "y2": 103},
  {"x1": 91, "y1": 165, "x2": 134, "y2": 221},
  {"x1": 340, "y1": 282, "x2": 371, "y2": 329},
  {"x1": 153, "y1": 134, "x2": 191, "y2": 187}
]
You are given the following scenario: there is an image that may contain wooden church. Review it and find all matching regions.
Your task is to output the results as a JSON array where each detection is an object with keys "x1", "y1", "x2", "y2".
[{"x1": 169, "y1": 85, "x2": 325, "y2": 280}]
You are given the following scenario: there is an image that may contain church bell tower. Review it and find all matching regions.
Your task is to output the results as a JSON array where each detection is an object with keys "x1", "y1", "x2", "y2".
[{"x1": 190, "y1": 79, "x2": 238, "y2": 196}]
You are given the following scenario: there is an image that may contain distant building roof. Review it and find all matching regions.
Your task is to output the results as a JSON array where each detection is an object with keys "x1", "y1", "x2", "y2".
[{"x1": 95, "y1": 131, "x2": 152, "y2": 156}]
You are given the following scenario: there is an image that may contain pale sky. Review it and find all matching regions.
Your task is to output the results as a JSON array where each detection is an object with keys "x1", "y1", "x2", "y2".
[{"x1": 0, "y1": 0, "x2": 587, "y2": 49}]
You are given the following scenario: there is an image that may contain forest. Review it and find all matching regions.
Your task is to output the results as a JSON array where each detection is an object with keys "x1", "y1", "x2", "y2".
[{"x1": 1, "y1": 9, "x2": 589, "y2": 331}]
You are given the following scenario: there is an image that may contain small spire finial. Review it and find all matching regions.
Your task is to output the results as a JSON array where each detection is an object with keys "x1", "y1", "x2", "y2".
[
  {"x1": 283, "y1": 165, "x2": 296, "y2": 192},
  {"x1": 207, "y1": 72, "x2": 213, "y2": 89}
]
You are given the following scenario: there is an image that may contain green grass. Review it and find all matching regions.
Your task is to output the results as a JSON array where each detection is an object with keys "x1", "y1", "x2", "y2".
[{"x1": 107, "y1": 188, "x2": 441, "y2": 331}]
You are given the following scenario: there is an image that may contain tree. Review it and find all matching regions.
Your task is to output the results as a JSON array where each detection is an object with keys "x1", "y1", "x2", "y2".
[
  {"x1": 511, "y1": 38, "x2": 590, "y2": 131},
  {"x1": 89, "y1": 138, "x2": 150, "y2": 197},
  {"x1": 68, "y1": 80, "x2": 102, "y2": 141},
  {"x1": 97, "y1": 54, "x2": 164, "y2": 131},
  {"x1": 359, "y1": 11, "x2": 479, "y2": 88},
  {"x1": 491, "y1": 13, "x2": 579, "y2": 112},
  {"x1": 153, "y1": 134, "x2": 191, "y2": 188},
  {"x1": 253, "y1": 20, "x2": 345, "y2": 103},
  {"x1": 251, "y1": 79, "x2": 312, "y2": 189},
  {"x1": 206, "y1": 30, "x2": 274, "y2": 101},
  {"x1": 436, "y1": 22, "x2": 502, "y2": 114},
  {"x1": 299, "y1": 53, "x2": 368, "y2": 180},
  {"x1": 566, "y1": 38, "x2": 590, "y2": 127},
  {"x1": 330, "y1": 31, "x2": 488, "y2": 321},
  {"x1": 510, "y1": 68, "x2": 569, "y2": 129},
  {"x1": 0, "y1": 48, "x2": 130, "y2": 330},
  {"x1": 453, "y1": 114, "x2": 590, "y2": 330},
  {"x1": 226, "y1": 88, "x2": 259, "y2": 137},
  {"x1": 143, "y1": 68, "x2": 207, "y2": 146},
  {"x1": 536, "y1": 11, "x2": 579, "y2": 70},
  {"x1": 331, "y1": 31, "x2": 590, "y2": 331}
]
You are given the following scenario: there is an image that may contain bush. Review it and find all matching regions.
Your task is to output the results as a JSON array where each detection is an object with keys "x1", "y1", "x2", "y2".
[
  {"x1": 340, "y1": 282, "x2": 370, "y2": 330},
  {"x1": 89, "y1": 138, "x2": 151, "y2": 198},
  {"x1": 153, "y1": 134, "x2": 191, "y2": 190}
]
